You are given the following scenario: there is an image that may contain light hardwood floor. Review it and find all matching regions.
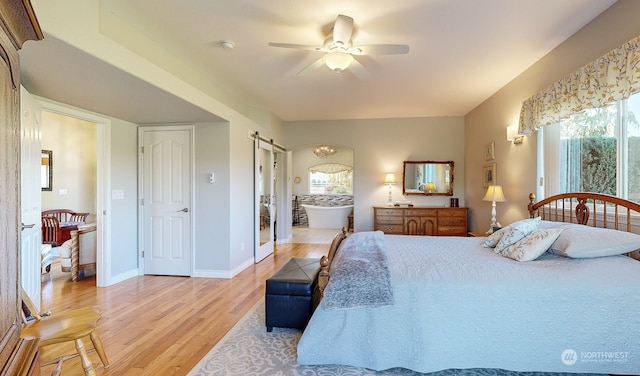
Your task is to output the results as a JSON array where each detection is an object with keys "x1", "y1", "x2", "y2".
[{"x1": 38, "y1": 242, "x2": 329, "y2": 376}]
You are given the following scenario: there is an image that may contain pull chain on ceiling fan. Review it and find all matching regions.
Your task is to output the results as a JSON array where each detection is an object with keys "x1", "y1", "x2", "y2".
[{"x1": 268, "y1": 14, "x2": 409, "y2": 79}]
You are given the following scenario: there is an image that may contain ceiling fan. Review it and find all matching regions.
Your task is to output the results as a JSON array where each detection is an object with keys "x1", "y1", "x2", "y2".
[{"x1": 268, "y1": 14, "x2": 409, "y2": 79}]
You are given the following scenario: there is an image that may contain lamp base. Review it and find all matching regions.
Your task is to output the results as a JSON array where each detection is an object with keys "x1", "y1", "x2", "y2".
[{"x1": 485, "y1": 222, "x2": 503, "y2": 234}]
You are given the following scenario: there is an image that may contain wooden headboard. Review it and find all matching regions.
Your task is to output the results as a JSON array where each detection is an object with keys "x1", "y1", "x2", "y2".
[
  {"x1": 528, "y1": 192, "x2": 640, "y2": 234},
  {"x1": 317, "y1": 227, "x2": 347, "y2": 298}
]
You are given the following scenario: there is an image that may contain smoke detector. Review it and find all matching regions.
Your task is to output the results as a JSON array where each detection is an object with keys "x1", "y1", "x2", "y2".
[{"x1": 220, "y1": 40, "x2": 235, "y2": 50}]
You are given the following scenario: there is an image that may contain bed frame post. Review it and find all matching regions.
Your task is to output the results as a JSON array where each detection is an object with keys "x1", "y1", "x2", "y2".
[{"x1": 528, "y1": 193, "x2": 536, "y2": 218}]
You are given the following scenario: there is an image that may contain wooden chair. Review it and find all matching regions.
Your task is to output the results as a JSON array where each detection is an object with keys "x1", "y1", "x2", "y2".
[
  {"x1": 41, "y1": 215, "x2": 62, "y2": 246},
  {"x1": 20, "y1": 290, "x2": 110, "y2": 376},
  {"x1": 41, "y1": 210, "x2": 89, "y2": 246}
]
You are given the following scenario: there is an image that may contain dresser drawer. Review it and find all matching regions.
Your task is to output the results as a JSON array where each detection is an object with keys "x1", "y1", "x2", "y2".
[
  {"x1": 375, "y1": 208, "x2": 403, "y2": 216},
  {"x1": 375, "y1": 224, "x2": 404, "y2": 234},
  {"x1": 438, "y1": 209, "x2": 467, "y2": 217},
  {"x1": 438, "y1": 217, "x2": 466, "y2": 226},
  {"x1": 376, "y1": 215, "x2": 403, "y2": 225},
  {"x1": 437, "y1": 225, "x2": 467, "y2": 235},
  {"x1": 404, "y1": 209, "x2": 437, "y2": 217}
]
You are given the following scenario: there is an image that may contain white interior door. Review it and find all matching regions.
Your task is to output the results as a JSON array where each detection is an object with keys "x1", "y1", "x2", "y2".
[
  {"x1": 20, "y1": 87, "x2": 42, "y2": 310},
  {"x1": 255, "y1": 140, "x2": 274, "y2": 262},
  {"x1": 140, "y1": 126, "x2": 193, "y2": 276}
]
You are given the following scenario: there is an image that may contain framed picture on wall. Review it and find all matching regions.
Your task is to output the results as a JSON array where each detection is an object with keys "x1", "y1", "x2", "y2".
[
  {"x1": 483, "y1": 163, "x2": 496, "y2": 188},
  {"x1": 484, "y1": 142, "x2": 495, "y2": 161}
]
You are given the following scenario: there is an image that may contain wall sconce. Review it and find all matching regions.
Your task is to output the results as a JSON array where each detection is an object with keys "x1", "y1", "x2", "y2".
[
  {"x1": 506, "y1": 124, "x2": 524, "y2": 144},
  {"x1": 383, "y1": 172, "x2": 396, "y2": 206}
]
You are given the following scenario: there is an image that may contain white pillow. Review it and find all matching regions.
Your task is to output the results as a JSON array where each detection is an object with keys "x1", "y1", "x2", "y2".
[
  {"x1": 499, "y1": 228, "x2": 563, "y2": 261},
  {"x1": 494, "y1": 217, "x2": 542, "y2": 253},
  {"x1": 481, "y1": 226, "x2": 507, "y2": 248},
  {"x1": 549, "y1": 223, "x2": 640, "y2": 258}
]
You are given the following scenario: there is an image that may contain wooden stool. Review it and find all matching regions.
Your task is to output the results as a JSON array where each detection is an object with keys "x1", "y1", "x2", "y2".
[{"x1": 21, "y1": 291, "x2": 109, "y2": 376}]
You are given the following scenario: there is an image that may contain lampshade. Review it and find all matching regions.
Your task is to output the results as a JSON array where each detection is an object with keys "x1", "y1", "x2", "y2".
[
  {"x1": 323, "y1": 52, "x2": 353, "y2": 72},
  {"x1": 425, "y1": 182, "x2": 436, "y2": 191},
  {"x1": 482, "y1": 185, "x2": 507, "y2": 202},
  {"x1": 383, "y1": 172, "x2": 396, "y2": 184}
]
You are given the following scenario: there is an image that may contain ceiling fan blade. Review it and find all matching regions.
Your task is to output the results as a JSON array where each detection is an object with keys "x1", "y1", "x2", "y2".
[
  {"x1": 333, "y1": 14, "x2": 354, "y2": 47},
  {"x1": 351, "y1": 44, "x2": 410, "y2": 55},
  {"x1": 268, "y1": 42, "x2": 323, "y2": 52},
  {"x1": 348, "y1": 58, "x2": 370, "y2": 80},
  {"x1": 297, "y1": 57, "x2": 325, "y2": 76}
]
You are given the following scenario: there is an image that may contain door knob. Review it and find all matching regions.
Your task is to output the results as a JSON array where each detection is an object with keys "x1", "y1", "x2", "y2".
[
  {"x1": 178, "y1": 208, "x2": 189, "y2": 212},
  {"x1": 21, "y1": 223, "x2": 35, "y2": 231}
]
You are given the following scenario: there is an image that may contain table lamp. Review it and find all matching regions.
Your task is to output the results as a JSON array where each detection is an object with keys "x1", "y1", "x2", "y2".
[
  {"x1": 482, "y1": 185, "x2": 506, "y2": 233},
  {"x1": 425, "y1": 182, "x2": 436, "y2": 193},
  {"x1": 384, "y1": 173, "x2": 396, "y2": 206}
]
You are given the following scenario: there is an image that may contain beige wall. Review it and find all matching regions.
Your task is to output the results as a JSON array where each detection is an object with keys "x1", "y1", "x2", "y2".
[
  {"x1": 284, "y1": 116, "x2": 465, "y2": 231},
  {"x1": 41, "y1": 111, "x2": 97, "y2": 222},
  {"x1": 464, "y1": 0, "x2": 640, "y2": 233}
]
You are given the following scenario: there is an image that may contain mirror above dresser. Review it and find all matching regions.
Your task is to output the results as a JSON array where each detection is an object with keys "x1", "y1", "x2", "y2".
[{"x1": 402, "y1": 161, "x2": 454, "y2": 196}]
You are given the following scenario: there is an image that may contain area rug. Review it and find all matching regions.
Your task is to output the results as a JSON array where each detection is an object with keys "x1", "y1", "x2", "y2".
[{"x1": 188, "y1": 301, "x2": 601, "y2": 376}]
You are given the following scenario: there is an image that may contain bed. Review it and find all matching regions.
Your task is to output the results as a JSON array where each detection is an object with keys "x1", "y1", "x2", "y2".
[{"x1": 297, "y1": 192, "x2": 640, "y2": 374}]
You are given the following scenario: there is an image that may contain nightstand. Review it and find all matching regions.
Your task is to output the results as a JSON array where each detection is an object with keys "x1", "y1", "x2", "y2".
[{"x1": 468, "y1": 231, "x2": 488, "y2": 237}]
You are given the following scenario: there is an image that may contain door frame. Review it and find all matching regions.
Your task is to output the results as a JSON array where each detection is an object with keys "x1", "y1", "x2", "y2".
[
  {"x1": 138, "y1": 125, "x2": 195, "y2": 276},
  {"x1": 34, "y1": 96, "x2": 112, "y2": 287}
]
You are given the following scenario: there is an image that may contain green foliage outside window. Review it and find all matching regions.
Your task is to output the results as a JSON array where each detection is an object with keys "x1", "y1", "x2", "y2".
[{"x1": 555, "y1": 99, "x2": 640, "y2": 202}]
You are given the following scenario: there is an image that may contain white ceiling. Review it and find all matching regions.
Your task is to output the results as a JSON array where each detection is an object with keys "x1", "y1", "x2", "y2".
[{"x1": 19, "y1": 0, "x2": 617, "y2": 124}]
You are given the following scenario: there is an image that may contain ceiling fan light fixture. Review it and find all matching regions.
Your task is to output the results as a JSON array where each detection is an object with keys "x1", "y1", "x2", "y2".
[{"x1": 323, "y1": 52, "x2": 353, "y2": 73}]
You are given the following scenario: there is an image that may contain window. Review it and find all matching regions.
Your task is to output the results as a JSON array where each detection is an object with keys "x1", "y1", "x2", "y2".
[
  {"x1": 309, "y1": 163, "x2": 353, "y2": 194},
  {"x1": 542, "y1": 92, "x2": 640, "y2": 202}
]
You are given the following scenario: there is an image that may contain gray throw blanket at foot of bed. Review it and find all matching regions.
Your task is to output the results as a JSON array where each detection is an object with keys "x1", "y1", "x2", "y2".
[{"x1": 322, "y1": 231, "x2": 394, "y2": 310}]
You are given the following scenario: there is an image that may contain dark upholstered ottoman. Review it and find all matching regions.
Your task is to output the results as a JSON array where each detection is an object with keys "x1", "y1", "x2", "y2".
[{"x1": 265, "y1": 257, "x2": 321, "y2": 332}]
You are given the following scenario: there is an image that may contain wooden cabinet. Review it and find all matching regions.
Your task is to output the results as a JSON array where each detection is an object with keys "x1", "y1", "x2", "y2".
[
  {"x1": 403, "y1": 209, "x2": 437, "y2": 236},
  {"x1": 372, "y1": 208, "x2": 404, "y2": 234},
  {"x1": 0, "y1": 2, "x2": 43, "y2": 375},
  {"x1": 374, "y1": 206, "x2": 468, "y2": 236},
  {"x1": 435, "y1": 208, "x2": 468, "y2": 236}
]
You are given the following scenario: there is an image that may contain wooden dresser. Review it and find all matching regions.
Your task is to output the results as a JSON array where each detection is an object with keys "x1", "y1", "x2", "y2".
[{"x1": 373, "y1": 206, "x2": 468, "y2": 236}]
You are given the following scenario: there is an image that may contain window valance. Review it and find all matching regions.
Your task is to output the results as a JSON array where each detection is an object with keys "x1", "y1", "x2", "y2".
[
  {"x1": 519, "y1": 34, "x2": 640, "y2": 135},
  {"x1": 309, "y1": 163, "x2": 352, "y2": 174}
]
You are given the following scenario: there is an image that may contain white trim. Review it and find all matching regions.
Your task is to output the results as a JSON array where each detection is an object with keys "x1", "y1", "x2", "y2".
[
  {"x1": 194, "y1": 257, "x2": 254, "y2": 279},
  {"x1": 108, "y1": 268, "x2": 139, "y2": 285},
  {"x1": 96, "y1": 120, "x2": 112, "y2": 287},
  {"x1": 34, "y1": 96, "x2": 113, "y2": 286},
  {"x1": 536, "y1": 129, "x2": 544, "y2": 200}
]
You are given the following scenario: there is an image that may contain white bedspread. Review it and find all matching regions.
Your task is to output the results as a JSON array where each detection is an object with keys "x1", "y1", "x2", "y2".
[{"x1": 297, "y1": 234, "x2": 640, "y2": 374}]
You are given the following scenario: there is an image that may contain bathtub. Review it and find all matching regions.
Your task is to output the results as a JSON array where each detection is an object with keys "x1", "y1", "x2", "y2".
[{"x1": 301, "y1": 204, "x2": 354, "y2": 229}]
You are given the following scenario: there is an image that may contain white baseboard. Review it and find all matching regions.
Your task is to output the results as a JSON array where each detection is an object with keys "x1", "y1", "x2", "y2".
[
  {"x1": 193, "y1": 257, "x2": 255, "y2": 279},
  {"x1": 102, "y1": 268, "x2": 139, "y2": 286}
]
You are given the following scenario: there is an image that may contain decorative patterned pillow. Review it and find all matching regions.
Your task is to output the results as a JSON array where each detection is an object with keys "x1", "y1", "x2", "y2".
[
  {"x1": 549, "y1": 223, "x2": 640, "y2": 258},
  {"x1": 499, "y1": 228, "x2": 563, "y2": 261},
  {"x1": 493, "y1": 217, "x2": 542, "y2": 253},
  {"x1": 481, "y1": 226, "x2": 507, "y2": 248}
]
